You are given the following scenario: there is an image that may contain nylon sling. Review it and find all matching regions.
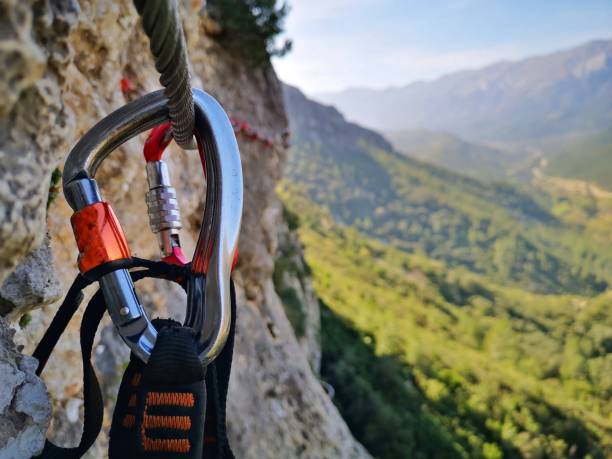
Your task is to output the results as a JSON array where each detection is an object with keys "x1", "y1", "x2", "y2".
[{"x1": 32, "y1": 259, "x2": 236, "y2": 458}]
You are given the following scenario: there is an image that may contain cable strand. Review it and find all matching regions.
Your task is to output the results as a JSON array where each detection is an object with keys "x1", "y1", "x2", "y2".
[{"x1": 133, "y1": 0, "x2": 195, "y2": 149}]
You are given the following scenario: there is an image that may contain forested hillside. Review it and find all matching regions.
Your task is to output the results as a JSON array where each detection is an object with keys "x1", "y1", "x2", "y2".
[
  {"x1": 280, "y1": 84, "x2": 612, "y2": 458},
  {"x1": 544, "y1": 128, "x2": 612, "y2": 190},
  {"x1": 383, "y1": 129, "x2": 523, "y2": 180},
  {"x1": 280, "y1": 191, "x2": 611, "y2": 458},
  {"x1": 283, "y1": 85, "x2": 612, "y2": 296}
]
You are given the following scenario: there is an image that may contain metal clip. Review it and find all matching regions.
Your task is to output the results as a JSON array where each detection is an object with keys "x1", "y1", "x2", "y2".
[{"x1": 63, "y1": 89, "x2": 243, "y2": 365}]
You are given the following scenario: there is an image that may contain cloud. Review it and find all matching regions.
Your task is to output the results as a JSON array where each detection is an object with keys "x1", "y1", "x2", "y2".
[
  {"x1": 273, "y1": 0, "x2": 523, "y2": 93},
  {"x1": 273, "y1": 0, "x2": 611, "y2": 94},
  {"x1": 273, "y1": 39, "x2": 522, "y2": 94},
  {"x1": 377, "y1": 45, "x2": 523, "y2": 80}
]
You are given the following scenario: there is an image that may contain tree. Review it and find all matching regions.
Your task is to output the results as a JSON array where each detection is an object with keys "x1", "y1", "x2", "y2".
[{"x1": 206, "y1": 0, "x2": 292, "y2": 65}]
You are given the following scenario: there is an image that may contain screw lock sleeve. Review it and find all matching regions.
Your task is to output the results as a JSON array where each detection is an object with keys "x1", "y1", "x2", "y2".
[
  {"x1": 70, "y1": 202, "x2": 131, "y2": 274},
  {"x1": 145, "y1": 160, "x2": 183, "y2": 256}
]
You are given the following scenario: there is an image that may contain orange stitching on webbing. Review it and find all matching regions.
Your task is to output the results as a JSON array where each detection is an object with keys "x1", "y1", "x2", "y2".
[
  {"x1": 146, "y1": 392, "x2": 195, "y2": 407},
  {"x1": 143, "y1": 415, "x2": 191, "y2": 430},
  {"x1": 141, "y1": 392, "x2": 194, "y2": 453},
  {"x1": 128, "y1": 394, "x2": 137, "y2": 407},
  {"x1": 122, "y1": 414, "x2": 135, "y2": 429},
  {"x1": 142, "y1": 438, "x2": 191, "y2": 453},
  {"x1": 131, "y1": 373, "x2": 142, "y2": 386}
]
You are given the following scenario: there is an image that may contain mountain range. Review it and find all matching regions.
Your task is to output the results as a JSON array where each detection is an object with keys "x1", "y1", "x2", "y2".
[{"x1": 316, "y1": 39, "x2": 612, "y2": 144}]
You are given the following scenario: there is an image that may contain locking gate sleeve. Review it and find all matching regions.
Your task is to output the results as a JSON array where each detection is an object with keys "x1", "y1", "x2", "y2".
[{"x1": 71, "y1": 202, "x2": 131, "y2": 274}]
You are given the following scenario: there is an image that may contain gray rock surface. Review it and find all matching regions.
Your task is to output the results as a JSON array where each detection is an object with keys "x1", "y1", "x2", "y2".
[
  {"x1": 275, "y1": 210, "x2": 322, "y2": 371},
  {"x1": 0, "y1": 236, "x2": 62, "y2": 319},
  {"x1": 0, "y1": 1, "x2": 369, "y2": 458},
  {"x1": 0, "y1": 317, "x2": 51, "y2": 459},
  {"x1": 227, "y1": 280, "x2": 368, "y2": 458},
  {"x1": 0, "y1": 0, "x2": 76, "y2": 285}
]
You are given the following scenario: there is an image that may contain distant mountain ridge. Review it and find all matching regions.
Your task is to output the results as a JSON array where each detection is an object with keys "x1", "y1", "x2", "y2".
[
  {"x1": 316, "y1": 39, "x2": 612, "y2": 142},
  {"x1": 285, "y1": 83, "x2": 393, "y2": 152}
]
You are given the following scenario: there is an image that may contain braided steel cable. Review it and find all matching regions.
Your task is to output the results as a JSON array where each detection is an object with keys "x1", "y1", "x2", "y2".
[{"x1": 133, "y1": 0, "x2": 195, "y2": 149}]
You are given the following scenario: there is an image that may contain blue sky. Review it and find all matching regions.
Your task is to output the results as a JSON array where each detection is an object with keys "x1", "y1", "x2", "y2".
[{"x1": 272, "y1": 0, "x2": 612, "y2": 94}]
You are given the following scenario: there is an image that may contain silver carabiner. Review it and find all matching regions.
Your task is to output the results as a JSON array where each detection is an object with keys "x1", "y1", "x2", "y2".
[{"x1": 62, "y1": 89, "x2": 243, "y2": 365}]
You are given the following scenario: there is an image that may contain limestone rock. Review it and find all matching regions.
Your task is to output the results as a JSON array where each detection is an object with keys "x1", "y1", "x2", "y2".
[
  {"x1": 0, "y1": 235, "x2": 62, "y2": 319},
  {"x1": 274, "y1": 205, "x2": 322, "y2": 371},
  {"x1": 0, "y1": 317, "x2": 51, "y2": 459},
  {"x1": 227, "y1": 280, "x2": 367, "y2": 458},
  {"x1": 0, "y1": 0, "x2": 76, "y2": 285}
]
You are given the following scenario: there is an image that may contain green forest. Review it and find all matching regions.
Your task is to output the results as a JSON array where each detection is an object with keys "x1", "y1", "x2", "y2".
[
  {"x1": 544, "y1": 128, "x2": 612, "y2": 191},
  {"x1": 279, "y1": 189, "x2": 611, "y2": 458},
  {"x1": 285, "y1": 138, "x2": 612, "y2": 296},
  {"x1": 278, "y1": 85, "x2": 612, "y2": 458}
]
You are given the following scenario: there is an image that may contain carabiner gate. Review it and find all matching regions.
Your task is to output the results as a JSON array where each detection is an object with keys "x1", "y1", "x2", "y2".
[{"x1": 62, "y1": 89, "x2": 243, "y2": 365}]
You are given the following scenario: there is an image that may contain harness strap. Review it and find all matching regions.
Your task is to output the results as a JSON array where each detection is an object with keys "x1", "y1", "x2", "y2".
[
  {"x1": 203, "y1": 282, "x2": 236, "y2": 459},
  {"x1": 34, "y1": 279, "x2": 106, "y2": 458},
  {"x1": 33, "y1": 274, "x2": 91, "y2": 375},
  {"x1": 109, "y1": 283, "x2": 237, "y2": 459},
  {"x1": 32, "y1": 259, "x2": 235, "y2": 458},
  {"x1": 109, "y1": 319, "x2": 207, "y2": 458}
]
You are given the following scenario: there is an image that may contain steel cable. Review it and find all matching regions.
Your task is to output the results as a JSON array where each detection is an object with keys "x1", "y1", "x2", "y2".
[{"x1": 133, "y1": 0, "x2": 195, "y2": 149}]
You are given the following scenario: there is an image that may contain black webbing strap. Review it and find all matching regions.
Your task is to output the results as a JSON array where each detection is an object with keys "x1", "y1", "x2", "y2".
[
  {"x1": 109, "y1": 318, "x2": 207, "y2": 458},
  {"x1": 34, "y1": 281, "x2": 106, "y2": 458},
  {"x1": 33, "y1": 274, "x2": 91, "y2": 375},
  {"x1": 109, "y1": 285, "x2": 237, "y2": 459},
  {"x1": 203, "y1": 282, "x2": 236, "y2": 459},
  {"x1": 32, "y1": 259, "x2": 236, "y2": 458}
]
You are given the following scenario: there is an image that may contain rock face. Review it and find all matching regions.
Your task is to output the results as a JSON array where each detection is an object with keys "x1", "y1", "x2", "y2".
[
  {"x1": 0, "y1": 1, "x2": 368, "y2": 458},
  {"x1": 0, "y1": 236, "x2": 62, "y2": 319},
  {"x1": 274, "y1": 211, "x2": 322, "y2": 371},
  {"x1": 0, "y1": 317, "x2": 51, "y2": 459}
]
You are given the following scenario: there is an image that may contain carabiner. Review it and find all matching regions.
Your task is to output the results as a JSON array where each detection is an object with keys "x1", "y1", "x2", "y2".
[{"x1": 62, "y1": 89, "x2": 243, "y2": 365}]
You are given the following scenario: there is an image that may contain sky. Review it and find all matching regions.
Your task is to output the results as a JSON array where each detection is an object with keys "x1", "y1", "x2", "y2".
[{"x1": 272, "y1": 0, "x2": 612, "y2": 95}]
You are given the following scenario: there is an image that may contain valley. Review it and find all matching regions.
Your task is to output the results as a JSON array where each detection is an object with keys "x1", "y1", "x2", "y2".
[{"x1": 280, "y1": 81, "x2": 612, "y2": 458}]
